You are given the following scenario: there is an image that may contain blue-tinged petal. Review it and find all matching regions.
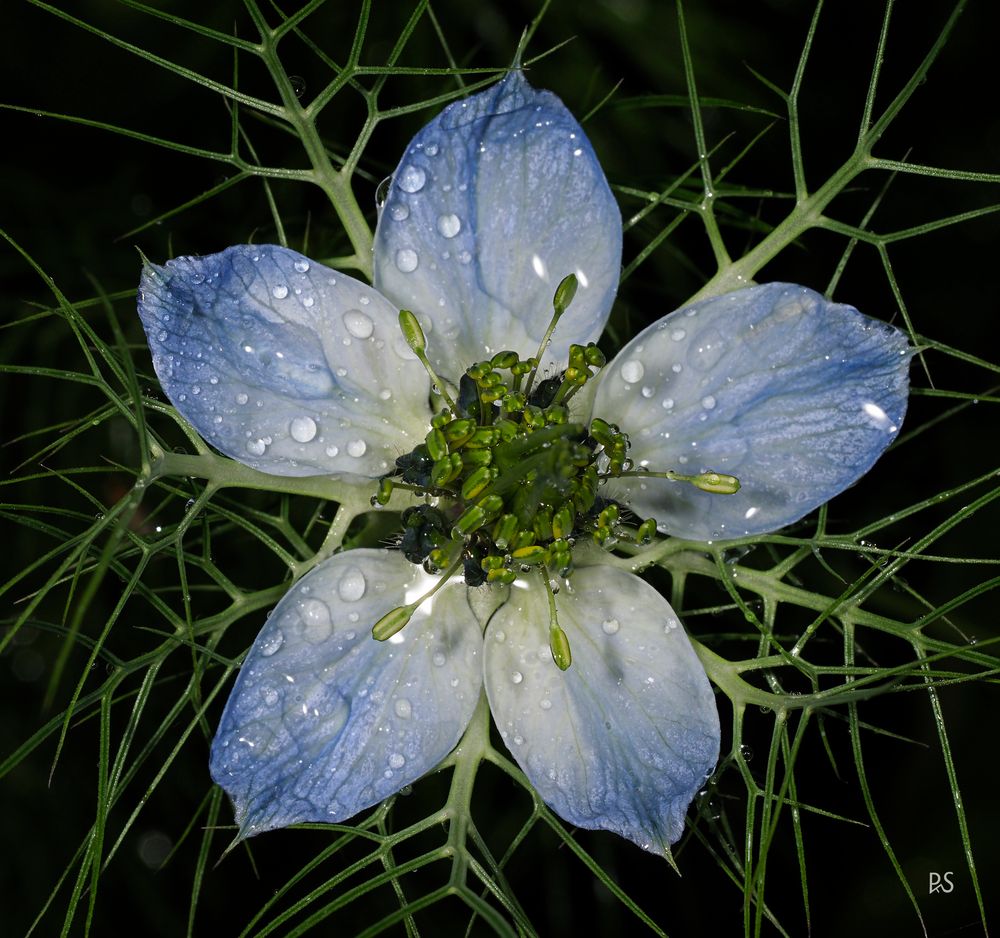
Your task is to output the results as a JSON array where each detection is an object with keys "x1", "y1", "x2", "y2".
[
  {"x1": 373, "y1": 71, "x2": 622, "y2": 378},
  {"x1": 483, "y1": 567, "x2": 719, "y2": 855},
  {"x1": 591, "y1": 283, "x2": 912, "y2": 540},
  {"x1": 138, "y1": 244, "x2": 431, "y2": 478},
  {"x1": 209, "y1": 549, "x2": 482, "y2": 837}
]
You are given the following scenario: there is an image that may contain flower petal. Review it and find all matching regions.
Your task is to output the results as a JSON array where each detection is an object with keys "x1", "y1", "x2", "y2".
[
  {"x1": 209, "y1": 549, "x2": 482, "y2": 836},
  {"x1": 373, "y1": 71, "x2": 622, "y2": 378},
  {"x1": 591, "y1": 283, "x2": 912, "y2": 540},
  {"x1": 138, "y1": 244, "x2": 431, "y2": 478},
  {"x1": 484, "y1": 568, "x2": 719, "y2": 855}
]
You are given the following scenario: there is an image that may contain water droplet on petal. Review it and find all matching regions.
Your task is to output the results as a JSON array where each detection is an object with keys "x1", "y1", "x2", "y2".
[
  {"x1": 388, "y1": 752, "x2": 406, "y2": 769},
  {"x1": 272, "y1": 284, "x2": 289, "y2": 299},
  {"x1": 290, "y1": 415, "x2": 318, "y2": 442},
  {"x1": 621, "y1": 359, "x2": 644, "y2": 383},
  {"x1": 641, "y1": 386, "x2": 654, "y2": 398},
  {"x1": 325, "y1": 444, "x2": 339, "y2": 458},
  {"x1": 510, "y1": 670, "x2": 524, "y2": 685},
  {"x1": 389, "y1": 202, "x2": 409, "y2": 221},
  {"x1": 394, "y1": 698, "x2": 412, "y2": 719},
  {"x1": 246, "y1": 438, "x2": 268, "y2": 456},
  {"x1": 436, "y1": 213, "x2": 461, "y2": 238},
  {"x1": 601, "y1": 617, "x2": 620, "y2": 635},
  {"x1": 235, "y1": 392, "x2": 249, "y2": 405},
  {"x1": 701, "y1": 395, "x2": 717, "y2": 410},
  {"x1": 671, "y1": 328, "x2": 686, "y2": 341},
  {"x1": 262, "y1": 687, "x2": 280, "y2": 706},
  {"x1": 395, "y1": 248, "x2": 419, "y2": 273},
  {"x1": 343, "y1": 309, "x2": 375, "y2": 339},
  {"x1": 293, "y1": 259, "x2": 310, "y2": 273},
  {"x1": 494, "y1": 630, "x2": 506, "y2": 644},
  {"x1": 539, "y1": 698, "x2": 552, "y2": 710},
  {"x1": 661, "y1": 398, "x2": 674, "y2": 410},
  {"x1": 259, "y1": 628, "x2": 284, "y2": 657},
  {"x1": 397, "y1": 165, "x2": 426, "y2": 193},
  {"x1": 432, "y1": 651, "x2": 447, "y2": 667},
  {"x1": 337, "y1": 566, "x2": 367, "y2": 602},
  {"x1": 424, "y1": 143, "x2": 439, "y2": 156},
  {"x1": 299, "y1": 598, "x2": 332, "y2": 642},
  {"x1": 347, "y1": 439, "x2": 367, "y2": 458}
]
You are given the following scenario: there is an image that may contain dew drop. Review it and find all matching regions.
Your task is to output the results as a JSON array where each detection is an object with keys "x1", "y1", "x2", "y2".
[
  {"x1": 337, "y1": 566, "x2": 367, "y2": 602},
  {"x1": 539, "y1": 698, "x2": 553, "y2": 711},
  {"x1": 620, "y1": 359, "x2": 644, "y2": 383},
  {"x1": 388, "y1": 752, "x2": 406, "y2": 769},
  {"x1": 397, "y1": 165, "x2": 426, "y2": 193},
  {"x1": 394, "y1": 698, "x2": 412, "y2": 719},
  {"x1": 343, "y1": 309, "x2": 375, "y2": 339},
  {"x1": 262, "y1": 687, "x2": 279, "y2": 706},
  {"x1": 259, "y1": 629, "x2": 284, "y2": 657},
  {"x1": 290, "y1": 415, "x2": 318, "y2": 443},
  {"x1": 436, "y1": 213, "x2": 462, "y2": 238},
  {"x1": 671, "y1": 328, "x2": 687, "y2": 341},
  {"x1": 347, "y1": 439, "x2": 367, "y2": 458},
  {"x1": 424, "y1": 143, "x2": 439, "y2": 156},
  {"x1": 325, "y1": 444, "x2": 339, "y2": 458},
  {"x1": 272, "y1": 284, "x2": 289, "y2": 299},
  {"x1": 494, "y1": 630, "x2": 506, "y2": 644},
  {"x1": 510, "y1": 670, "x2": 524, "y2": 685},
  {"x1": 641, "y1": 386, "x2": 655, "y2": 398},
  {"x1": 432, "y1": 651, "x2": 447, "y2": 667},
  {"x1": 701, "y1": 395, "x2": 717, "y2": 410},
  {"x1": 299, "y1": 599, "x2": 332, "y2": 642},
  {"x1": 389, "y1": 202, "x2": 410, "y2": 221},
  {"x1": 246, "y1": 438, "x2": 268, "y2": 456},
  {"x1": 661, "y1": 398, "x2": 674, "y2": 410},
  {"x1": 293, "y1": 259, "x2": 310, "y2": 273},
  {"x1": 457, "y1": 250, "x2": 472, "y2": 265},
  {"x1": 395, "y1": 248, "x2": 419, "y2": 273},
  {"x1": 601, "y1": 617, "x2": 621, "y2": 635},
  {"x1": 236, "y1": 392, "x2": 249, "y2": 405}
]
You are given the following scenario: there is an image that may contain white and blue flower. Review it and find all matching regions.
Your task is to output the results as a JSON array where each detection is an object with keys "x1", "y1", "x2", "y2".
[{"x1": 137, "y1": 72, "x2": 910, "y2": 856}]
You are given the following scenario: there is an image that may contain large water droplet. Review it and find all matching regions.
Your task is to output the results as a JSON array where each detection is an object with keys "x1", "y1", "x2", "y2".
[
  {"x1": 293, "y1": 259, "x2": 310, "y2": 273},
  {"x1": 701, "y1": 395, "x2": 717, "y2": 410},
  {"x1": 621, "y1": 359, "x2": 644, "y2": 383},
  {"x1": 290, "y1": 415, "x2": 317, "y2": 442},
  {"x1": 343, "y1": 309, "x2": 375, "y2": 339},
  {"x1": 397, "y1": 165, "x2": 426, "y2": 193},
  {"x1": 394, "y1": 698, "x2": 412, "y2": 719},
  {"x1": 436, "y1": 213, "x2": 462, "y2": 238},
  {"x1": 299, "y1": 598, "x2": 332, "y2": 643},
  {"x1": 395, "y1": 248, "x2": 419, "y2": 273},
  {"x1": 246, "y1": 438, "x2": 268, "y2": 456},
  {"x1": 347, "y1": 439, "x2": 367, "y2": 458},
  {"x1": 258, "y1": 628, "x2": 284, "y2": 657},
  {"x1": 337, "y1": 566, "x2": 367, "y2": 602},
  {"x1": 601, "y1": 617, "x2": 621, "y2": 635},
  {"x1": 389, "y1": 202, "x2": 410, "y2": 221},
  {"x1": 272, "y1": 284, "x2": 289, "y2": 299}
]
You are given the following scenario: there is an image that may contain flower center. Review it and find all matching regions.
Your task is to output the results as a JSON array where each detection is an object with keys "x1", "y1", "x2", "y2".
[{"x1": 369, "y1": 275, "x2": 740, "y2": 668}]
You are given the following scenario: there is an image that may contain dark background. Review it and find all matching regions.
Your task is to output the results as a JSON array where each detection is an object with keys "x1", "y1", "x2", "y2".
[{"x1": 3, "y1": 1, "x2": 998, "y2": 935}]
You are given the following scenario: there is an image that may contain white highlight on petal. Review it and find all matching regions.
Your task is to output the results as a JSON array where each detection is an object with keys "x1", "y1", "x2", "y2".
[{"x1": 531, "y1": 253, "x2": 549, "y2": 281}]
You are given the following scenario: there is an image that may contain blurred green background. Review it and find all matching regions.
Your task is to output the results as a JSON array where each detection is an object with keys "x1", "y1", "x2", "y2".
[{"x1": 3, "y1": 1, "x2": 998, "y2": 935}]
